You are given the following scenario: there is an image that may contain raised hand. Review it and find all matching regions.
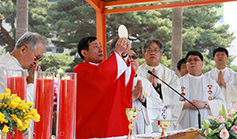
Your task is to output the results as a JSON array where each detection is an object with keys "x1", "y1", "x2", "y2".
[{"x1": 115, "y1": 38, "x2": 131, "y2": 57}]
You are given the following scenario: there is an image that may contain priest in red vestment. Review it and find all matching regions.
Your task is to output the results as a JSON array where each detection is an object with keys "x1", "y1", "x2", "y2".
[{"x1": 73, "y1": 36, "x2": 135, "y2": 138}]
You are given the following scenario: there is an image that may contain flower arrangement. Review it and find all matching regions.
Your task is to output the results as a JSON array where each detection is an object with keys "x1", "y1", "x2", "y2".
[
  {"x1": 0, "y1": 88, "x2": 40, "y2": 136},
  {"x1": 200, "y1": 104, "x2": 237, "y2": 139}
]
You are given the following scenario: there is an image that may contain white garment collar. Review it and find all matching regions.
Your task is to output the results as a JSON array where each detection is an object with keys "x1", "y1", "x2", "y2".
[
  {"x1": 215, "y1": 67, "x2": 227, "y2": 73},
  {"x1": 87, "y1": 61, "x2": 99, "y2": 66},
  {"x1": 144, "y1": 63, "x2": 161, "y2": 70},
  {"x1": 188, "y1": 73, "x2": 203, "y2": 79}
]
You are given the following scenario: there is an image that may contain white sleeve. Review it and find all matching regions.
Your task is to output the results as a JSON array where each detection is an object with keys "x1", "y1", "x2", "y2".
[
  {"x1": 115, "y1": 52, "x2": 132, "y2": 86},
  {"x1": 171, "y1": 101, "x2": 186, "y2": 130},
  {"x1": 27, "y1": 83, "x2": 34, "y2": 102},
  {"x1": 0, "y1": 65, "x2": 8, "y2": 93},
  {"x1": 226, "y1": 72, "x2": 237, "y2": 103},
  {"x1": 208, "y1": 85, "x2": 226, "y2": 116}
]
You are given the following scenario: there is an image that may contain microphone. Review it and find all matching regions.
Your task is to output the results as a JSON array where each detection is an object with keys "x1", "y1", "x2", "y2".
[{"x1": 148, "y1": 70, "x2": 201, "y2": 129}]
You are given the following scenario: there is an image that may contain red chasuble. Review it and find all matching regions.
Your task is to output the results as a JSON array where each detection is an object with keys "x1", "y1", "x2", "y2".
[{"x1": 74, "y1": 53, "x2": 135, "y2": 139}]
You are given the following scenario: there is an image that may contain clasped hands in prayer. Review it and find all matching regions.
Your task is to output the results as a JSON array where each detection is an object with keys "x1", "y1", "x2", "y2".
[
  {"x1": 217, "y1": 71, "x2": 226, "y2": 88},
  {"x1": 132, "y1": 80, "x2": 145, "y2": 102},
  {"x1": 149, "y1": 68, "x2": 161, "y2": 92},
  {"x1": 27, "y1": 64, "x2": 42, "y2": 84}
]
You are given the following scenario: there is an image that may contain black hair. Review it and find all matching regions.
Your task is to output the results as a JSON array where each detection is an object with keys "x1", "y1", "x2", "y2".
[
  {"x1": 213, "y1": 47, "x2": 229, "y2": 57},
  {"x1": 177, "y1": 58, "x2": 186, "y2": 70},
  {"x1": 77, "y1": 36, "x2": 97, "y2": 59},
  {"x1": 185, "y1": 51, "x2": 203, "y2": 61},
  {"x1": 142, "y1": 39, "x2": 164, "y2": 53}
]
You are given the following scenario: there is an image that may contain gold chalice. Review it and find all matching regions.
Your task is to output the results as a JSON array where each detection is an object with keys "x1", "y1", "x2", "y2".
[
  {"x1": 158, "y1": 120, "x2": 171, "y2": 137},
  {"x1": 125, "y1": 108, "x2": 138, "y2": 139},
  {"x1": 153, "y1": 119, "x2": 176, "y2": 137}
]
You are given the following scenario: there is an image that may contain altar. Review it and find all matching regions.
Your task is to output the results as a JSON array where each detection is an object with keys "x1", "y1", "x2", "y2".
[{"x1": 107, "y1": 129, "x2": 204, "y2": 139}]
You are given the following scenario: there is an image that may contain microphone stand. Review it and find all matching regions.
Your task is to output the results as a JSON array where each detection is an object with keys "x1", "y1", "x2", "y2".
[{"x1": 148, "y1": 70, "x2": 201, "y2": 129}]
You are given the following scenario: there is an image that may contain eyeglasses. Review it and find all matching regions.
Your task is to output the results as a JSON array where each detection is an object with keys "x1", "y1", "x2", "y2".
[
  {"x1": 186, "y1": 57, "x2": 201, "y2": 63},
  {"x1": 145, "y1": 48, "x2": 160, "y2": 53},
  {"x1": 129, "y1": 55, "x2": 139, "y2": 59},
  {"x1": 27, "y1": 48, "x2": 43, "y2": 61}
]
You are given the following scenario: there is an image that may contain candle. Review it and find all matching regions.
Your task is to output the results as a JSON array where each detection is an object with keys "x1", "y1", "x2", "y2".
[
  {"x1": 6, "y1": 77, "x2": 26, "y2": 139},
  {"x1": 33, "y1": 78, "x2": 54, "y2": 139},
  {"x1": 57, "y1": 79, "x2": 76, "y2": 139},
  {"x1": 7, "y1": 77, "x2": 26, "y2": 100}
]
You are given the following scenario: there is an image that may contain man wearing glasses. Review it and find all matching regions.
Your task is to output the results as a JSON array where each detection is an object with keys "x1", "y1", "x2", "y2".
[
  {"x1": 136, "y1": 39, "x2": 180, "y2": 131},
  {"x1": 127, "y1": 48, "x2": 164, "y2": 134},
  {"x1": 0, "y1": 32, "x2": 46, "y2": 102},
  {"x1": 173, "y1": 51, "x2": 225, "y2": 129}
]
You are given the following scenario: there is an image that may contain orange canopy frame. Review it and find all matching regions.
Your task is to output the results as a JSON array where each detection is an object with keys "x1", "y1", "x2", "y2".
[{"x1": 86, "y1": 0, "x2": 237, "y2": 60}]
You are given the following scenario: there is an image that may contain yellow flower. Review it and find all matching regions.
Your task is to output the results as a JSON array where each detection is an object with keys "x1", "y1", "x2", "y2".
[
  {"x1": 26, "y1": 109, "x2": 40, "y2": 122},
  {"x1": 0, "y1": 112, "x2": 8, "y2": 123},
  {"x1": 18, "y1": 118, "x2": 30, "y2": 131},
  {"x1": 5, "y1": 88, "x2": 11, "y2": 94},
  {"x1": 11, "y1": 114, "x2": 23, "y2": 128},
  {"x1": 9, "y1": 94, "x2": 21, "y2": 109},
  {"x1": 4, "y1": 89, "x2": 11, "y2": 99},
  {"x1": 0, "y1": 94, "x2": 3, "y2": 100},
  {"x1": 2, "y1": 124, "x2": 9, "y2": 134}
]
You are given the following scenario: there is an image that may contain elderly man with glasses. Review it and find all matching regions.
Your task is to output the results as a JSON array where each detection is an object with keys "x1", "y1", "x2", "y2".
[
  {"x1": 127, "y1": 48, "x2": 164, "y2": 134},
  {"x1": 136, "y1": 39, "x2": 180, "y2": 131},
  {"x1": 0, "y1": 32, "x2": 46, "y2": 102},
  {"x1": 173, "y1": 51, "x2": 226, "y2": 129}
]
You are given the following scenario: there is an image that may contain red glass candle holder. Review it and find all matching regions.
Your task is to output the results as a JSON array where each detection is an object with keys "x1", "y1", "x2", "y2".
[
  {"x1": 56, "y1": 72, "x2": 76, "y2": 139},
  {"x1": 33, "y1": 71, "x2": 54, "y2": 139},
  {"x1": 5, "y1": 69, "x2": 27, "y2": 139}
]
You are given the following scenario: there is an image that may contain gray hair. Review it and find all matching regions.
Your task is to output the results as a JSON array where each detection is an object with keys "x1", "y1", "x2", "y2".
[
  {"x1": 15, "y1": 32, "x2": 48, "y2": 50},
  {"x1": 142, "y1": 39, "x2": 164, "y2": 53}
]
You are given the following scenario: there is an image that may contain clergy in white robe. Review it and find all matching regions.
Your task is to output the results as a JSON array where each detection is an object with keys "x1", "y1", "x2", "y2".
[
  {"x1": 173, "y1": 51, "x2": 226, "y2": 130},
  {"x1": 127, "y1": 49, "x2": 164, "y2": 134},
  {"x1": 0, "y1": 32, "x2": 46, "y2": 102},
  {"x1": 132, "y1": 75, "x2": 164, "y2": 134},
  {"x1": 173, "y1": 73, "x2": 226, "y2": 129},
  {"x1": 205, "y1": 47, "x2": 237, "y2": 109},
  {"x1": 136, "y1": 39, "x2": 180, "y2": 131}
]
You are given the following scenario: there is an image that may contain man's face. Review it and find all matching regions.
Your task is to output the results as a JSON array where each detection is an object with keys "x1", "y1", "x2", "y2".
[
  {"x1": 179, "y1": 63, "x2": 188, "y2": 77},
  {"x1": 83, "y1": 40, "x2": 103, "y2": 63},
  {"x1": 143, "y1": 42, "x2": 163, "y2": 66},
  {"x1": 213, "y1": 52, "x2": 228, "y2": 65},
  {"x1": 186, "y1": 55, "x2": 203, "y2": 76},
  {"x1": 127, "y1": 50, "x2": 139, "y2": 71},
  {"x1": 21, "y1": 43, "x2": 45, "y2": 69}
]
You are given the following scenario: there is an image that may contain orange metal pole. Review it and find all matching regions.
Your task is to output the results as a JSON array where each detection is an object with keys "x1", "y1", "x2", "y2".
[
  {"x1": 104, "y1": 0, "x2": 237, "y2": 14},
  {"x1": 96, "y1": 3, "x2": 107, "y2": 60}
]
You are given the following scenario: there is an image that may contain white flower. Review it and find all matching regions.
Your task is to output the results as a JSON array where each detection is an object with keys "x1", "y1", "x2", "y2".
[
  {"x1": 219, "y1": 127, "x2": 229, "y2": 139},
  {"x1": 219, "y1": 124, "x2": 225, "y2": 130},
  {"x1": 216, "y1": 116, "x2": 225, "y2": 124},
  {"x1": 234, "y1": 103, "x2": 237, "y2": 110},
  {"x1": 228, "y1": 107, "x2": 235, "y2": 113}
]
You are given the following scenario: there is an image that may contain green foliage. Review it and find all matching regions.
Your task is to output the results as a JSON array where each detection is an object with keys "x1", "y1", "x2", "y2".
[
  {"x1": 0, "y1": 0, "x2": 236, "y2": 71},
  {"x1": 47, "y1": 0, "x2": 96, "y2": 48},
  {"x1": 39, "y1": 52, "x2": 72, "y2": 75}
]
